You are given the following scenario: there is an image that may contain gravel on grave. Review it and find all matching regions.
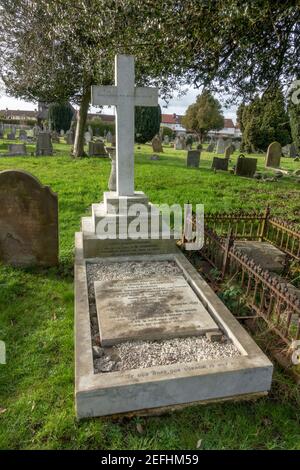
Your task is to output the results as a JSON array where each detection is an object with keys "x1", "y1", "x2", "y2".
[{"x1": 86, "y1": 260, "x2": 240, "y2": 373}]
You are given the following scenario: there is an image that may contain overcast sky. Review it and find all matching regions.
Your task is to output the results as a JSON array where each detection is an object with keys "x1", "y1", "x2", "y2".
[{"x1": 0, "y1": 87, "x2": 237, "y2": 123}]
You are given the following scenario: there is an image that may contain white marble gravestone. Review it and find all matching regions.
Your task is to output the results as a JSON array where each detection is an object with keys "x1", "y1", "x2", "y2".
[
  {"x1": 92, "y1": 55, "x2": 158, "y2": 197},
  {"x1": 74, "y1": 55, "x2": 273, "y2": 419}
]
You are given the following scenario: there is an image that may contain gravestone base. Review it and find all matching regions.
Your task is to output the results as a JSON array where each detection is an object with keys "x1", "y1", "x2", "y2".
[{"x1": 75, "y1": 230, "x2": 273, "y2": 418}]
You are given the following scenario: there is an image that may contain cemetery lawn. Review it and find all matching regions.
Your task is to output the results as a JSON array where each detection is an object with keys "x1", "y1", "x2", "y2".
[{"x1": 0, "y1": 141, "x2": 300, "y2": 450}]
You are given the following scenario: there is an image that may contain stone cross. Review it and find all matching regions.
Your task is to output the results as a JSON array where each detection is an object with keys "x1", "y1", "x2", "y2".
[{"x1": 92, "y1": 55, "x2": 158, "y2": 196}]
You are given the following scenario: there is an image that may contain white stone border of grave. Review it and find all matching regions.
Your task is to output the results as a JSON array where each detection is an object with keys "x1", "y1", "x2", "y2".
[{"x1": 74, "y1": 234, "x2": 273, "y2": 419}]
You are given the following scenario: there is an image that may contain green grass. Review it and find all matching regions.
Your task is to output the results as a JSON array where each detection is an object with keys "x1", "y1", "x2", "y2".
[{"x1": 0, "y1": 140, "x2": 300, "y2": 449}]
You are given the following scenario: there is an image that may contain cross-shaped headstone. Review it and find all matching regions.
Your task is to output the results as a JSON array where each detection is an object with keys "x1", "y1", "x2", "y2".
[{"x1": 92, "y1": 55, "x2": 158, "y2": 196}]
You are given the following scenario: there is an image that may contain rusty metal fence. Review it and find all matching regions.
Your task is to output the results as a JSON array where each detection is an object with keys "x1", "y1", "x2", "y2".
[{"x1": 187, "y1": 209, "x2": 300, "y2": 349}]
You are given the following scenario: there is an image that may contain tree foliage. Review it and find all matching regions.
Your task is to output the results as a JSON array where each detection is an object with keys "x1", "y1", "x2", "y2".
[
  {"x1": 48, "y1": 103, "x2": 74, "y2": 132},
  {"x1": 288, "y1": 85, "x2": 300, "y2": 152},
  {"x1": 0, "y1": 1, "x2": 299, "y2": 156},
  {"x1": 182, "y1": 91, "x2": 224, "y2": 141},
  {"x1": 135, "y1": 105, "x2": 161, "y2": 143},
  {"x1": 240, "y1": 87, "x2": 291, "y2": 152}
]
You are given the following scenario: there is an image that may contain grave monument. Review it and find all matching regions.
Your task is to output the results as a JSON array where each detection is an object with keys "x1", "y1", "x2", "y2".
[{"x1": 74, "y1": 55, "x2": 272, "y2": 419}]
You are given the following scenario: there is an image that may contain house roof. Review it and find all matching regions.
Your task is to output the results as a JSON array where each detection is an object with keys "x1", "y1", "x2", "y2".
[
  {"x1": 223, "y1": 118, "x2": 235, "y2": 128},
  {"x1": 1, "y1": 109, "x2": 37, "y2": 118},
  {"x1": 161, "y1": 114, "x2": 183, "y2": 125}
]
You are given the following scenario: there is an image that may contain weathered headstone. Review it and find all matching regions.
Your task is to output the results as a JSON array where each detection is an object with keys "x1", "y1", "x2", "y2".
[
  {"x1": 106, "y1": 130, "x2": 113, "y2": 143},
  {"x1": 51, "y1": 131, "x2": 60, "y2": 143},
  {"x1": 224, "y1": 144, "x2": 235, "y2": 159},
  {"x1": 7, "y1": 143, "x2": 27, "y2": 156},
  {"x1": 216, "y1": 138, "x2": 225, "y2": 154},
  {"x1": 65, "y1": 129, "x2": 75, "y2": 145},
  {"x1": 152, "y1": 135, "x2": 163, "y2": 153},
  {"x1": 0, "y1": 170, "x2": 58, "y2": 266},
  {"x1": 187, "y1": 149, "x2": 201, "y2": 168},
  {"x1": 163, "y1": 135, "x2": 170, "y2": 145},
  {"x1": 33, "y1": 125, "x2": 41, "y2": 137},
  {"x1": 174, "y1": 136, "x2": 182, "y2": 150},
  {"x1": 60, "y1": 129, "x2": 65, "y2": 136},
  {"x1": 290, "y1": 143, "x2": 298, "y2": 158},
  {"x1": 84, "y1": 131, "x2": 92, "y2": 144},
  {"x1": 266, "y1": 141, "x2": 281, "y2": 168},
  {"x1": 212, "y1": 157, "x2": 229, "y2": 171},
  {"x1": 206, "y1": 142, "x2": 214, "y2": 152},
  {"x1": 88, "y1": 140, "x2": 108, "y2": 157},
  {"x1": 235, "y1": 155, "x2": 257, "y2": 177},
  {"x1": 19, "y1": 130, "x2": 27, "y2": 140},
  {"x1": 7, "y1": 133, "x2": 16, "y2": 140},
  {"x1": 35, "y1": 131, "x2": 53, "y2": 156}
]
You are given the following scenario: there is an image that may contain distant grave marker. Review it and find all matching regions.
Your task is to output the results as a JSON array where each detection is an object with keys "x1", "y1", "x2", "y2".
[
  {"x1": 235, "y1": 155, "x2": 257, "y2": 177},
  {"x1": 266, "y1": 141, "x2": 281, "y2": 168}
]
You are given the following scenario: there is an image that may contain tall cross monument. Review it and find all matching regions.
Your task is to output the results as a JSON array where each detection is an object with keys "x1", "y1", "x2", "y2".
[{"x1": 92, "y1": 55, "x2": 158, "y2": 197}]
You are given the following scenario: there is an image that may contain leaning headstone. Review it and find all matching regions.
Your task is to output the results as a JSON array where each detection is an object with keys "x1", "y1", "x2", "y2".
[
  {"x1": 35, "y1": 131, "x2": 53, "y2": 156},
  {"x1": 224, "y1": 144, "x2": 235, "y2": 159},
  {"x1": 216, "y1": 138, "x2": 225, "y2": 154},
  {"x1": 88, "y1": 140, "x2": 108, "y2": 157},
  {"x1": 7, "y1": 144, "x2": 27, "y2": 156},
  {"x1": 266, "y1": 141, "x2": 281, "y2": 168},
  {"x1": 0, "y1": 170, "x2": 58, "y2": 266},
  {"x1": 212, "y1": 157, "x2": 229, "y2": 171},
  {"x1": 235, "y1": 155, "x2": 257, "y2": 177},
  {"x1": 187, "y1": 149, "x2": 201, "y2": 168},
  {"x1": 152, "y1": 135, "x2": 163, "y2": 153}
]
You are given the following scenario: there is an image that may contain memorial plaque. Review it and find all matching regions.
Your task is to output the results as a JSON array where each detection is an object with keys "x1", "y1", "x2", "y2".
[{"x1": 95, "y1": 274, "x2": 219, "y2": 346}]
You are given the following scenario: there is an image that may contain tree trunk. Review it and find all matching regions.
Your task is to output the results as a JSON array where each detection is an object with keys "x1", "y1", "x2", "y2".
[{"x1": 73, "y1": 84, "x2": 90, "y2": 158}]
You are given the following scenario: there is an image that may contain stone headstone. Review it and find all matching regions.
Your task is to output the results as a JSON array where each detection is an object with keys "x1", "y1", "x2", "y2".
[
  {"x1": 33, "y1": 125, "x2": 40, "y2": 137},
  {"x1": 0, "y1": 130, "x2": 3, "y2": 139},
  {"x1": 174, "y1": 136, "x2": 182, "y2": 150},
  {"x1": 7, "y1": 144, "x2": 27, "y2": 156},
  {"x1": 212, "y1": 157, "x2": 229, "y2": 171},
  {"x1": 266, "y1": 141, "x2": 281, "y2": 168},
  {"x1": 235, "y1": 155, "x2": 257, "y2": 177},
  {"x1": 152, "y1": 135, "x2": 163, "y2": 153},
  {"x1": 65, "y1": 129, "x2": 75, "y2": 145},
  {"x1": 84, "y1": 131, "x2": 92, "y2": 144},
  {"x1": 163, "y1": 135, "x2": 169, "y2": 145},
  {"x1": 88, "y1": 140, "x2": 108, "y2": 157},
  {"x1": 106, "y1": 130, "x2": 113, "y2": 143},
  {"x1": 187, "y1": 149, "x2": 201, "y2": 168},
  {"x1": 7, "y1": 133, "x2": 16, "y2": 140},
  {"x1": 35, "y1": 131, "x2": 53, "y2": 156},
  {"x1": 19, "y1": 130, "x2": 27, "y2": 139},
  {"x1": 290, "y1": 143, "x2": 298, "y2": 158},
  {"x1": 224, "y1": 144, "x2": 235, "y2": 159},
  {"x1": 88, "y1": 125, "x2": 93, "y2": 139},
  {"x1": 0, "y1": 170, "x2": 58, "y2": 266},
  {"x1": 206, "y1": 142, "x2": 214, "y2": 152},
  {"x1": 51, "y1": 131, "x2": 60, "y2": 143},
  {"x1": 60, "y1": 129, "x2": 65, "y2": 136},
  {"x1": 216, "y1": 138, "x2": 225, "y2": 154}
]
